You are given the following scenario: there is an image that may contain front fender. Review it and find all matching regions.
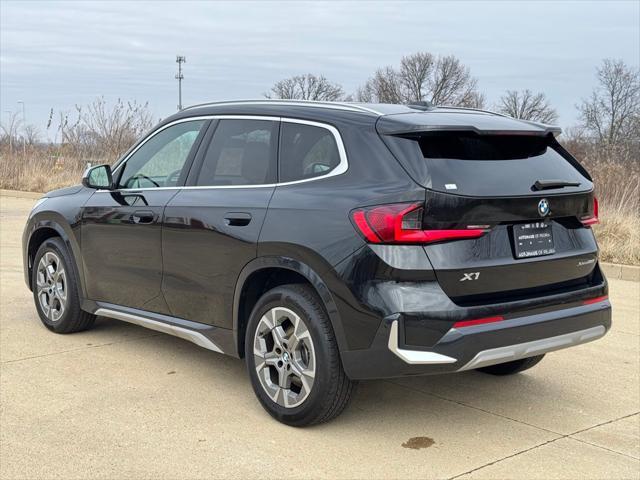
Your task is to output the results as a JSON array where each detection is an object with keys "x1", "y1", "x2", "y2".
[{"x1": 23, "y1": 212, "x2": 86, "y2": 299}]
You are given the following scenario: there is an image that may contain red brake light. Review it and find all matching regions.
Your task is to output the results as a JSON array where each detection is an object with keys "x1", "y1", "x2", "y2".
[
  {"x1": 581, "y1": 196, "x2": 599, "y2": 227},
  {"x1": 350, "y1": 203, "x2": 489, "y2": 245}
]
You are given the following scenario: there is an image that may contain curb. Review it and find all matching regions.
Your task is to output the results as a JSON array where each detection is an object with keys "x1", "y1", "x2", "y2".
[
  {"x1": 600, "y1": 262, "x2": 640, "y2": 283},
  {"x1": 0, "y1": 189, "x2": 638, "y2": 282}
]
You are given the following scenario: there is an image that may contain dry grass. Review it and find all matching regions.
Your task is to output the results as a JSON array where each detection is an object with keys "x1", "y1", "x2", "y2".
[
  {"x1": 1, "y1": 146, "x2": 638, "y2": 265},
  {"x1": 578, "y1": 145, "x2": 640, "y2": 265},
  {"x1": 593, "y1": 208, "x2": 640, "y2": 265},
  {"x1": 0, "y1": 150, "x2": 104, "y2": 193}
]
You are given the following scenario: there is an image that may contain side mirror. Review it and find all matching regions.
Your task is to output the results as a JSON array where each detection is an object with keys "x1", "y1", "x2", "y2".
[{"x1": 82, "y1": 164, "x2": 113, "y2": 190}]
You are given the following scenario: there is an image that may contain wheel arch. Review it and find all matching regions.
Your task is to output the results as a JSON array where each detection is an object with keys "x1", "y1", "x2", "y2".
[
  {"x1": 24, "y1": 216, "x2": 85, "y2": 299},
  {"x1": 233, "y1": 256, "x2": 346, "y2": 359}
]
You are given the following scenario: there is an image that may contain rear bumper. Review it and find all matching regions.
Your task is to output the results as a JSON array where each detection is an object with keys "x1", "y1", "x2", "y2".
[{"x1": 341, "y1": 298, "x2": 611, "y2": 380}]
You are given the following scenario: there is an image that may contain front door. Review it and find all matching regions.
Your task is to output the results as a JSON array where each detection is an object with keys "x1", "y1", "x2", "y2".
[
  {"x1": 81, "y1": 119, "x2": 208, "y2": 313},
  {"x1": 161, "y1": 117, "x2": 279, "y2": 327}
]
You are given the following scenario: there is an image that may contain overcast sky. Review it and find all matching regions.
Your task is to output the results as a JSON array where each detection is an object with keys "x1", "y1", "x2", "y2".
[{"x1": 1, "y1": 0, "x2": 639, "y2": 137}]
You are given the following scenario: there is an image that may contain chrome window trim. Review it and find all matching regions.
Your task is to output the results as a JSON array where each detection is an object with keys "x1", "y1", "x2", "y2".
[
  {"x1": 110, "y1": 115, "x2": 277, "y2": 175},
  {"x1": 98, "y1": 114, "x2": 349, "y2": 193},
  {"x1": 277, "y1": 117, "x2": 348, "y2": 185}
]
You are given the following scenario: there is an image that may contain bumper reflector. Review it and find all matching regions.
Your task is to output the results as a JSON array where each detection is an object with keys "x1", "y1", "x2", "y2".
[
  {"x1": 453, "y1": 315, "x2": 504, "y2": 329},
  {"x1": 583, "y1": 295, "x2": 608, "y2": 305}
]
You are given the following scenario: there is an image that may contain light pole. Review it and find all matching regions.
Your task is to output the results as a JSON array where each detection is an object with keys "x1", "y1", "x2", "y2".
[
  {"x1": 176, "y1": 56, "x2": 186, "y2": 111},
  {"x1": 17, "y1": 101, "x2": 26, "y2": 155},
  {"x1": 4, "y1": 110, "x2": 13, "y2": 153}
]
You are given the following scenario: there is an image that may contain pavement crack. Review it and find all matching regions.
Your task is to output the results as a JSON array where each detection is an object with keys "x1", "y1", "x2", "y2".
[
  {"x1": 569, "y1": 411, "x2": 640, "y2": 436},
  {"x1": 448, "y1": 436, "x2": 563, "y2": 479},
  {"x1": 386, "y1": 379, "x2": 562, "y2": 436},
  {"x1": 448, "y1": 411, "x2": 640, "y2": 479},
  {"x1": 1, "y1": 333, "x2": 161, "y2": 364},
  {"x1": 570, "y1": 435, "x2": 640, "y2": 460}
]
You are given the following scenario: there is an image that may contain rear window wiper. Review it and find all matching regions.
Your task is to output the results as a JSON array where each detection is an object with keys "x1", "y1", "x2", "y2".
[{"x1": 533, "y1": 179, "x2": 581, "y2": 191}]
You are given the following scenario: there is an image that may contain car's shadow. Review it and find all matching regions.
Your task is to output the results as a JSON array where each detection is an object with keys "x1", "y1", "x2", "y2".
[{"x1": 93, "y1": 317, "x2": 566, "y2": 429}]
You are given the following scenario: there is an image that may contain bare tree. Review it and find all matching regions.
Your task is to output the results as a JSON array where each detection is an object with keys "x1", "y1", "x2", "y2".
[
  {"x1": 266, "y1": 74, "x2": 345, "y2": 101},
  {"x1": 57, "y1": 97, "x2": 154, "y2": 159},
  {"x1": 23, "y1": 124, "x2": 41, "y2": 145},
  {"x1": 496, "y1": 90, "x2": 558, "y2": 124},
  {"x1": 355, "y1": 52, "x2": 485, "y2": 108},
  {"x1": 578, "y1": 59, "x2": 640, "y2": 145},
  {"x1": 0, "y1": 111, "x2": 22, "y2": 154}
]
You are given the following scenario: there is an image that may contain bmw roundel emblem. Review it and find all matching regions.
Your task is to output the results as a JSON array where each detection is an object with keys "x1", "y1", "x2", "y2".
[{"x1": 538, "y1": 198, "x2": 550, "y2": 217}]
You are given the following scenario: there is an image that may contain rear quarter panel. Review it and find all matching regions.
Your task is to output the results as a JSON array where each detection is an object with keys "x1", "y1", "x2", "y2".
[{"x1": 258, "y1": 115, "x2": 425, "y2": 350}]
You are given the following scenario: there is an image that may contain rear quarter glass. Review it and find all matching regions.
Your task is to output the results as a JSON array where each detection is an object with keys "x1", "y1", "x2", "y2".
[{"x1": 382, "y1": 132, "x2": 593, "y2": 197}]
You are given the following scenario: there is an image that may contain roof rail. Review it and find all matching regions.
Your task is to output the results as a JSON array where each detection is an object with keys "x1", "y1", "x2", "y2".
[{"x1": 181, "y1": 99, "x2": 383, "y2": 115}]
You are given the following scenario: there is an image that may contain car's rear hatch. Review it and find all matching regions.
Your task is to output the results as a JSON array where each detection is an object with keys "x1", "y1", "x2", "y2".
[{"x1": 378, "y1": 109, "x2": 600, "y2": 304}]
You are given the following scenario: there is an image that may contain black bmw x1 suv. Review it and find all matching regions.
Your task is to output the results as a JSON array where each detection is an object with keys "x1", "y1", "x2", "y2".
[{"x1": 23, "y1": 100, "x2": 611, "y2": 426}]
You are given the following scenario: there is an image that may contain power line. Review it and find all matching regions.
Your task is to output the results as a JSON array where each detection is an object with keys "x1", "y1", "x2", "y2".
[{"x1": 176, "y1": 55, "x2": 186, "y2": 111}]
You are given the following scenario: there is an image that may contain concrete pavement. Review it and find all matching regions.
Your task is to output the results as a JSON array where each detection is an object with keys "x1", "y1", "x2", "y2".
[{"x1": 1, "y1": 193, "x2": 638, "y2": 479}]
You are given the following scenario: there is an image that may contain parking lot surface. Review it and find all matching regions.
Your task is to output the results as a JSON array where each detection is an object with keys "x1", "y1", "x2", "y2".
[{"x1": 1, "y1": 193, "x2": 638, "y2": 479}]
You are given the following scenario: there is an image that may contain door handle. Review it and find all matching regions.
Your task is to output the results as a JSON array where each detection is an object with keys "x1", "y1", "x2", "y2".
[
  {"x1": 130, "y1": 210, "x2": 155, "y2": 224},
  {"x1": 224, "y1": 212, "x2": 252, "y2": 227}
]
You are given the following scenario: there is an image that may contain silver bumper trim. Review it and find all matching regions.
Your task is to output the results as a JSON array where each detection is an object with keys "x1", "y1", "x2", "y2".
[
  {"x1": 387, "y1": 320, "x2": 457, "y2": 365},
  {"x1": 457, "y1": 325, "x2": 606, "y2": 372},
  {"x1": 95, "y1": 308, "x2": 223, "y2": 354}
]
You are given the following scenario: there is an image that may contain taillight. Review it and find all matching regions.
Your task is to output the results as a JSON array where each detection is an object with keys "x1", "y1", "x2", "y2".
[
  {"x1": 350, "y1": 202, "x2": 489, "y2": 245},
  {"x1": 580, "y1": 196, "x2": 599, "y2": 227}
]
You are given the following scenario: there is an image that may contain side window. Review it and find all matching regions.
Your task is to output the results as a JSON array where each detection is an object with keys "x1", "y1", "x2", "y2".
[
  {"x1": 118, "y1": 120, "x2": 205, "y2": 189},
  {"x1": 279, "y1": 122, "x2": 341, "y2": 183},
  {"x1": 196, "y1": 119, "x2": 278, "y2": 186}
]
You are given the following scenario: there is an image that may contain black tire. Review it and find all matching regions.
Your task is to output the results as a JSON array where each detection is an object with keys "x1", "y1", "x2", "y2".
[
  {"x1": 245, "y1": 284, "x2": 355, "y2": 427},
  {"x1": 32, "y1": 237, "x2": 96, "y2": 334},
  {"x1": 477, "y1": 354, "x2": 545, "y2": 376}
]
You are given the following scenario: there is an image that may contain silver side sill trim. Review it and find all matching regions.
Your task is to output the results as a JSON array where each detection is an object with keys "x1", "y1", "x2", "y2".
[
  {"x1": 94, "y1": 308, "x2": 223, "y2": 354},
  {"x1": 387, "y1": 320, "x2": 457, "y2": 365},
  {"x1": 457, "y1": 325, "x2": 606, "y2": 372}
]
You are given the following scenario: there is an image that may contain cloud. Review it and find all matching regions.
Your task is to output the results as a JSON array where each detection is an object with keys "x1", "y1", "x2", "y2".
[{"x1": 1, "y1": 0, "x2": 638, "y2": 134}]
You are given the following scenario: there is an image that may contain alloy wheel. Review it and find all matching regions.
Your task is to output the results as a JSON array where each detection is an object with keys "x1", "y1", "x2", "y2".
[
  {"x1": 253, "y1": 307, "x2": 316, "y2": 408},
  {"x1": 36, "y1": 251, "x2": 67, "y2": 322}
]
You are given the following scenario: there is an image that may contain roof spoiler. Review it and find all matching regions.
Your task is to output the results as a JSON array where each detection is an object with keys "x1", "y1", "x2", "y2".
[
  {"x1": 376, "y1": 112, "x2": 562, "y2": 137},
  {"x1": 380, "y1": 125, "x2": 562, "y2": 136}
]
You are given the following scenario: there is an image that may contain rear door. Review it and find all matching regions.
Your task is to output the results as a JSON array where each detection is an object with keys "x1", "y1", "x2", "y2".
[
  {"x1": 382, "y1": 130, "x2": 599, "y2": 303},
  {"x1": 81, "y1": 119, "x2": 207, "y2": 312},
  {"x1": 161, "y1": 117, "x2": 279, "y2": 327}
]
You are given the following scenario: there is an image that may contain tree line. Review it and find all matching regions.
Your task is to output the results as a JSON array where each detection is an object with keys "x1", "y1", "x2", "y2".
[
  {"x1": 266, "y1": 53, "x2": 639, "y2": 148},
  {"x1": 1, "y1": 52, "x2": 637, "y2": 158}
]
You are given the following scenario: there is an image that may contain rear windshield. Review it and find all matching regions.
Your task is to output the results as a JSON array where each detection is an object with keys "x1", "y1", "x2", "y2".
[
  {"x1": 383, "y1": 132, "x2": 591, "y2": 197},
  {"x1": 418, "y1": 132, "x2": 548, "y2": 160}
]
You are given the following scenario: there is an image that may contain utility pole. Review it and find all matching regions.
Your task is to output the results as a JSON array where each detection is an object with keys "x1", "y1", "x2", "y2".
[
  {"x1": 176, "y1": 56, "x2": 186, "y2": 111},
  {"x1": 4, "y1": 111, "x2": 12, "y2": 154},
  {"x1": 17, "y1": 101, "x2": 26, "y2": 155}
]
